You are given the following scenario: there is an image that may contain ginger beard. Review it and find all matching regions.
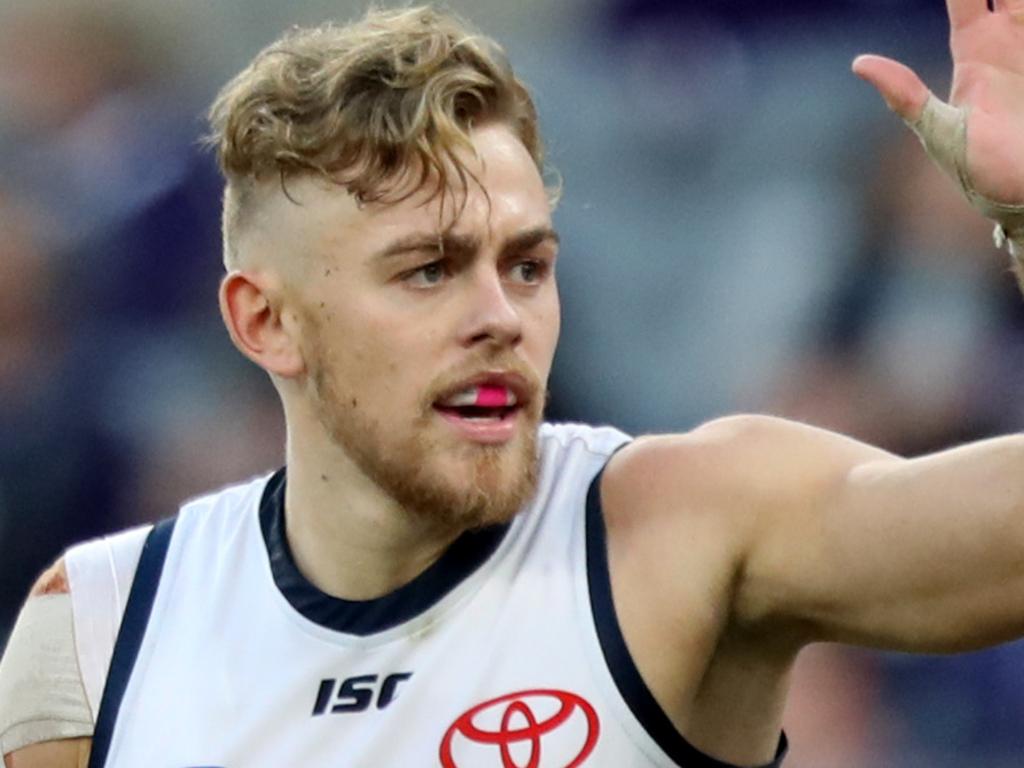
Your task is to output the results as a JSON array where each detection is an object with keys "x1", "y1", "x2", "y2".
[{"x1": 303, "y1": 323, "x2": 544, "y2": 531}]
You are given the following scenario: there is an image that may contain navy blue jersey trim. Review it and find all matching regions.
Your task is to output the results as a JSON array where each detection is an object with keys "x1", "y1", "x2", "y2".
[
  {"x1": 259, "y1": 468, "x2": 511, "y2": 635},
  {"x1": 88, "y1": 516, "x2": 177, "y2": 768},
  {"x1": 584, "y1": 469, "x2": 788, "y2": 768}
]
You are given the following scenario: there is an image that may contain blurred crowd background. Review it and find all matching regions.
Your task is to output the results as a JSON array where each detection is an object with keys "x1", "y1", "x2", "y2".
[{"x1": 3, "y1": 0, "x2": 1024, "y2": 765}]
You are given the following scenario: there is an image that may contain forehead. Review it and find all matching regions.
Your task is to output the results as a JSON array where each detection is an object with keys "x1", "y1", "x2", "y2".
[{"x1": 253, "y1": 124, "x2": 552, "y2": 266}]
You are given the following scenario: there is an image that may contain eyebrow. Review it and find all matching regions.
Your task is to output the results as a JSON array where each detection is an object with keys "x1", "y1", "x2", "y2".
[{"x1": 373, "y1": 225, "x2": 560, "y2": 262}]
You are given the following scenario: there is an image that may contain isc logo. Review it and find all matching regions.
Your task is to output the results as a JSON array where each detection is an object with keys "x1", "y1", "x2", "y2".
[{"x1": 312, "y1": 672, "x2": 413, "y2": 715}]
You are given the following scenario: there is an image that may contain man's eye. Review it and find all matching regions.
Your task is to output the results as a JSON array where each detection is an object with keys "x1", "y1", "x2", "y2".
[
  {"x1": 509, "y1": 260, "x2": 545, "y2": 284},
  {"x1": 404, "y1": 261, "x2": 447, "y2": 286}
]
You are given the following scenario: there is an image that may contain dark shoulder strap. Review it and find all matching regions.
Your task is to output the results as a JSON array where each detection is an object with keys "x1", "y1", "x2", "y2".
[{"x1": 88, "y1": 516, "x2": 177, "y2": 768}]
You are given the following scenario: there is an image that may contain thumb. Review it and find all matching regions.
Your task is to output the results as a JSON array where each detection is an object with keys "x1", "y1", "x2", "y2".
[
  {"x1": 852, "y1": 54, "x2": 931, "y2": 122},
  {"x1": 855, "y1": 54, "x2": 974, "y2": 216}
]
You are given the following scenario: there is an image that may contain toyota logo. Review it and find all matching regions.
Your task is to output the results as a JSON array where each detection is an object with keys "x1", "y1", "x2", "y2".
[{"x1": 440, "y1": 689, "x2": 600, "y2": 768}]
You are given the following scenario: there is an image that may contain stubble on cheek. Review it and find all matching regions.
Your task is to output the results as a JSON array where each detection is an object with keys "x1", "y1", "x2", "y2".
[{"x1": 299, "y1": 312, "x2": 542, "y2": 530}]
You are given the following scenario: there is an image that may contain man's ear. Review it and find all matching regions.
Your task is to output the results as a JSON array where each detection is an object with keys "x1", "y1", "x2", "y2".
[{"x1": 219, "y1": 270, "x2": 305, "y2": 378}]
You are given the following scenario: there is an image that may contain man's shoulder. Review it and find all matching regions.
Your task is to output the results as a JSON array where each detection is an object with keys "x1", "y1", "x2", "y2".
[
  {"x1": 176, "y1": 469, "x2": 279, "y2": 517},
  {"x1": 54, "y1": 470, "x2": 277, "y2": 577},
  {"x1": 591, "y1": 418, "x2": 795, "y2": 667},
  {"x1": 37, "y1": 469, "x2": 275, "y2": 612},
  {"x1": 600, "y1": 414, "x2": 816, "y2": 527},
  {"x1": 600, "y1": 412, "x2": 893, "y2": 532}
]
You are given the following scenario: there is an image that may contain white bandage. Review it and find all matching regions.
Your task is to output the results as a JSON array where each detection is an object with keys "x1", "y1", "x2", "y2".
[
  {"x1": 908, "y1": 94, "x2": 1024, "y2": 287},
  {"x1": 0, "y1": 595, "x2": 93, "y2": 756}
]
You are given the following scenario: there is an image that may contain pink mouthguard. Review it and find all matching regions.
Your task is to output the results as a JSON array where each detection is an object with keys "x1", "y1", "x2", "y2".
[{"x1": 475, "y1": 385, "x2": 509, "y2": 407}]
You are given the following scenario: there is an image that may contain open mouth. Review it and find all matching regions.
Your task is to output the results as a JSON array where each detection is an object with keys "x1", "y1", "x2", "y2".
[
  {"x1": 432, "y1": 382, "x2": 526, "y2": 423},
  {"x1": 434, "y1": 403, "x2": 520, "y2": 421}
]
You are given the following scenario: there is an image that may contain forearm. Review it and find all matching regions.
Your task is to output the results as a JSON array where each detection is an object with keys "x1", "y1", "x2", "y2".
[
  {"x1": 737, "y1": 426, "x2": 1024, "y2": 654},
  {"x1": 814, "y1": 433, "x2": 1024, "y2": 651}
]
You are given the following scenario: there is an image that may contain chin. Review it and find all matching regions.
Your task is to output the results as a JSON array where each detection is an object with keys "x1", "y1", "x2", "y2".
[
  {"x1": 423, "y1": 441, "x2": 539, "y2": 529},
  {"x1": 307, "y1": 356, "x2": 542, "y2": 530}
]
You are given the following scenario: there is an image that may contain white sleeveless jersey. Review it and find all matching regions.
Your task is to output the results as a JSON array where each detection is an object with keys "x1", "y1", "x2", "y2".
[{"x1": 66, "y1": 422, "x2": 786, "y2": 768}]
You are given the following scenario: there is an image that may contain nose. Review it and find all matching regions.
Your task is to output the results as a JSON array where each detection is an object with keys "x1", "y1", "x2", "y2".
[{"x1": 460, "y1": 268, "x2": 523, "y2": 349}]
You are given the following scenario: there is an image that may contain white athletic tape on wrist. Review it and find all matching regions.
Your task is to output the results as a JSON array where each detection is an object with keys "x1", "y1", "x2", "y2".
[{"x1": 908, "y1": 94, "x2": 1024, "y2": 287}]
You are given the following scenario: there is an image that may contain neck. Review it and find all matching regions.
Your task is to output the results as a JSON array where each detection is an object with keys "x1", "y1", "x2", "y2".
[{"x1": 282, "y1": 423, "x2": 462, "y2": 601}]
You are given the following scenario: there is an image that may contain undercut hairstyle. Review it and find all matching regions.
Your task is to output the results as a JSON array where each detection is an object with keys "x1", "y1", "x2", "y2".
[{"x1": 207, "y1": 5, "x2": 547, "y2": 268}]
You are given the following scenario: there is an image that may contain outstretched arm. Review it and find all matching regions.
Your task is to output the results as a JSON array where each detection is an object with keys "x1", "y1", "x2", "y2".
[
  {"x1": 854, "y1": 0, "x2": 1024, "y2": 288},
  {"x1": 655, "y1": 416, "x2": 1024, "y2": 653}
]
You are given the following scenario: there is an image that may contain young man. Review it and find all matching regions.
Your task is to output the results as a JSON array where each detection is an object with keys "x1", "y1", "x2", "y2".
[{"x1": 3, "y1": 3, "x2": 1024, "y2": 767}]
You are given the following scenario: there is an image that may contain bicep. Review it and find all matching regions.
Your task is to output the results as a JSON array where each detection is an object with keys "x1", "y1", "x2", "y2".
[
  {"x1": 5, "y1": 738, "x2": 91, "y2": 768},
  {"x1": 737, "y1": 422, "x2": 1024, "y2": 652}
]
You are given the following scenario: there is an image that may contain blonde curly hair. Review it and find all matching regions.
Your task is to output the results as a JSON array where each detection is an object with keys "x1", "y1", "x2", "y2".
[{"x1": 207, "y1": 6, "x2": 546, "y2": 267}]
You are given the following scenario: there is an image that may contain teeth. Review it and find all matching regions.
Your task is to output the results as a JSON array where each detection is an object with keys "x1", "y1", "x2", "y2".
[
  {"x1": 439, "y1": 385, "x2": 517, "y2": 408},
  {"x1": 442, "y1": 387, "x2": 480, "y2": 407}
]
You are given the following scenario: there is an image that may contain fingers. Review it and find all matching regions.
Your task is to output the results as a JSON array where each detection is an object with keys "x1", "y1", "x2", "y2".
[
  {"x1": 852, "y1": 54, "x2": 931, "y2": 122},
  {"x1": 946, "y1": 0, "x2": 990, "y2": 26}
]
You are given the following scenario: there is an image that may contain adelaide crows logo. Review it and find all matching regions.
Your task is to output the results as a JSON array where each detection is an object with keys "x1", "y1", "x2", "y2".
[{"x1": 439, "y1": 689, "x2": 599, "y2": 768}]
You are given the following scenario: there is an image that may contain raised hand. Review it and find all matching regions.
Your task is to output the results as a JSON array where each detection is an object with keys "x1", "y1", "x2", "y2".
[{"x1": 853, "y1": 0, "x2": 1024, "y2": 226}]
